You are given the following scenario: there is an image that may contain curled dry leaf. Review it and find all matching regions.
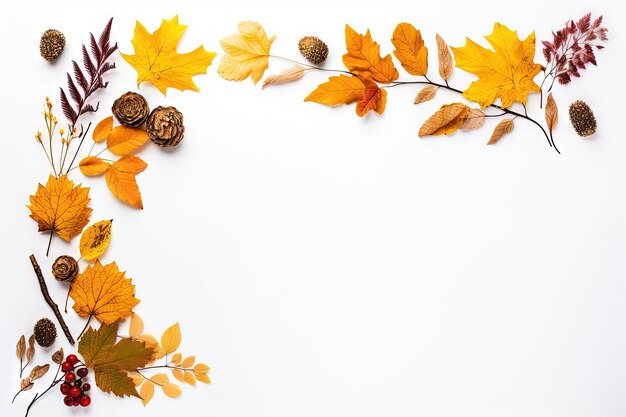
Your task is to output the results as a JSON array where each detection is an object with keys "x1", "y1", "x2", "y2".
[
  {"x1": 391, "y1": 22, "x2": 428, "y2": 76},
  {"x1": 52, "y1": 348, "x2": 64, "y2": 365},
  {"x1": 460, "y1": 108, "x2": 486, "y2": 131},
  {"x1": 218, "y1": 21, "x2": 275, "y2": 84},
  {"x1": 80, "y1": 219, "x2": 113, "y2": 261},
  {"x1": 305, "y1": 75, "x2": 365, "y2": 106},
  {"x1": 545, "y1": 93, "x2": 558, "y2": 132},
  {"x1": 80, "y1": 156, "x2": 110, "y2": 176},
  {"x1": 29, "y1": 364, "x2": 50, "y2": 381},
  {"x1": 262, "y1": 65, "x2": 306, "y2": 89},
  {"x1": 107, "y1": 126, "x2": 149, "y2": 156},
  {"x1": 418, "y1": 103, "x2": 470, "y2": 137},
  {"x1": 93, "y1": 116, "x2": 114, "y2": 143},
  {"x1": 436, "y1": 34, "x2": 453, "y2": 81},
  {"x1": 161, "y1": 323, "x2": 181, "y2": 354},
  {"x1": 16, "y1": 335, "x2": 26, "y2": 361},
  {"x1": 356, "y1": 79, "x2": 387, "y2": 117},
  {"x1": 414, "y1": 86, "x2": 438, "y2": 104},
  {"x1": 488, "y1": 118, "x2": 515, "y2": 144}
]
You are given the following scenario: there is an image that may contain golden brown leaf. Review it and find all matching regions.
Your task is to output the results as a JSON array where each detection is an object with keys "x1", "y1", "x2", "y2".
[
  {"x1": 343, "y1": 25, "x2": 398, "y2": 83},
  {"x1": 20, "y1": 378, "x2": 33, "y2": 391},
  {"x1": 460, "y1": 108, "x2": 486, "y2": 131},
  {"x1": 392, "y1": 23, "x2": 428, "y2": 76},
  {"x1": 356, "y1": 79, "x2": 387, "y2": 117},
  {"x1": 105, "y1": 156, "x2": 148, "y2": 209},
  {"x1": 487, "y1": 118, "x2": 515, "y2": 144},
  {"x1": 79, "y1": 156, "x2": 110, "y2": 176},
  {"x1": 28, "y1": 175, "x2": 92, "y2": 242},
  {"x1": 93, "y1": 116, "x2": 114, "y2": 143},
  {"x1": 29, "y1": 364, "x2": 49, "y2": 381},
  {"x1": 182, "y1": 356, "x2": 195, "y2": 368},
  {"x1": 16, "y1": 335, "x2": 25, "y2": 361},
  {"x1": 26, "y1": 335, "x2": 35, "y2": 363},
  {"x1": 545, "y1": 93, "x2": 558, "y2": 132},
  {"x1": 435, "y1": 34, "x2": 453, "y2": 81},
  {"x1": 79, "y1": 219, "x2": 113, "y2": 261},
  {"x1": 262, "y1": 65, "x2": 306, "y2": 89},
  {"x1": 305, "y1": 75, "x2": 365, "y2": 106},
  {"x1": 161, "y1": 323, "x2": 181, "y2": 354},
  {"x1": 418, "y1": 103, "x2": 470, "y2": 137},
  {"x1": 140, "y1": 380, "x2": 154, "y2": 406},
  {"x1": 413, "y1": 86, "x2": 438, "y2": 104},
  {"x1": 69, "y1": 260, "x2": 139, "y2": 325},
  {"x1": 107, "y1": 126, "x2": 149, "y2": 156},
  {"x1": 218, "y1": 21, "x2": 275, "y2": 84},
  {"x1": 52, "y1": 348, "x2": 64, "y2": 365}
]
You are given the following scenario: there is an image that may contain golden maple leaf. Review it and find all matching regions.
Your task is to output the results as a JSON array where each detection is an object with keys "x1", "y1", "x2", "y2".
[
  {"x1": 69, "y1": 260, "x2": 139, "y2": 325},
  {"x1": 28, "y1": 175, "x2": 92, "y2": 242},
  {"x1": 343, "y1": 25, "x2": 398, "y2": 84},
  {"x1": 218, "y1": 21, "x2": 275, "y2": 84},
  {"x1": 121, "y1": 15, "x2": 216, "y2": 95},
  {"x1": 451, "y1": 23, "x2": 542, "y2": 108}
]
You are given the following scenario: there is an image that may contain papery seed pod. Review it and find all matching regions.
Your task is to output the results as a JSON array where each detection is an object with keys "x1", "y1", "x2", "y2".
[
  {"x1": 569, "y1": 100, "x2": 597, "y2": 137},
  {"x1": 34, "y1": 318, "x2": 57, "y2": 348},
  {"x1": 40, "y1": 29, "x2": 66, "y2": 62},
  {"x1": 298, "y1": 36, "x2": 329, "y2": 65},
  {"x1": 52, "y1": 255, "x2": 78, "y2": 282},
  {"x1": 146, "y1": 106, "x2": 185, "y2": 147},
  {"x1": 112, "y1": 92, "x2": 150, "y2": 127}
]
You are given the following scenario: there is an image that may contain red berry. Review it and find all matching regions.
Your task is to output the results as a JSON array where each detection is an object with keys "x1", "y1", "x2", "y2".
[
  {"x1": 65, "y1": 372, "x2": 75, "y2": 382},
  {"x1": 60, "y1": 383, "x2": 71, "y2": 395},
  {"x1": 66, "y1": 354, "x2": 79, "y2": 365},
  {"x1": 72, "y1": 397, "x2": 80, "y2": 406},
  {"x1": 73, "y1": 379, "x2": 82, "y2": 387},
  {"x1": 82, "y1": 383, "x2": 91, "y2": 392},
  {"x1": 63, "y1": 395, "x2": 73, "y2": 406},
  {"x1": 69, "y1": 386, "x2": 81, "y2": 398},
  {"x1": 77, "y1": 367, "x2": 88, "y2": 378},
  {"x1": 79, "y1": 395, "x2": 91, "y2": 407},
  {"x1": 61, "y1": 361, "x2": 73, "y2": 373}
]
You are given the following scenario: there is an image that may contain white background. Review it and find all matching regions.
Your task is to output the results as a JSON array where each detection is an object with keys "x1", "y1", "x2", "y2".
[{"x1": 1, "y1": 0, "x2": 625, "y2": 416}]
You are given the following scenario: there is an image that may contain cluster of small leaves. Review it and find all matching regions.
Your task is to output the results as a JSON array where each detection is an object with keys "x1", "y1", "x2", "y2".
[
  {"x1": 16, "y1": 335, "x2": 36, "y2": 378},
  {"x1": 60, "y1": 18, "x2": 118, "y2": 125},
  {"x1": 14, "y1": 339, "x2": 62, "y2": 402},
  {"x1": 541, "y1": 13, "x2": 608, "y2": 85}
]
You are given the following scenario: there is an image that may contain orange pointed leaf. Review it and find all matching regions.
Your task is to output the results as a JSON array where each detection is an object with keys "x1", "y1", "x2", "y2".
[
  {"x1": 107, "y1": 126, "x2": 149, "y2": 156},
  {"x1": 93, "y1": 116, "x2": 114, "y2": 143},
  {"x1": 80, "y1": 156, "x2": 110, "y2": 176},
  {"x1": 304, "y1": 75, "x2": 365, "y2": 106},
  {"x1": 356, "y1": 79, "x2": 387, "y2": 117},
  {"x1": 343, "y1": 25, "x2": 398, "y2": 83},
  {"x1": 105, "y1": 156, "x2": 147, "y2": 209}
]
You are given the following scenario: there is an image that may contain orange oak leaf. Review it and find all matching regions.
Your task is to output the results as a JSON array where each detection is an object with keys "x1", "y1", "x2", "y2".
[
  {"x1": 69, "y1": 260, "x2": 139, "y2": 325},
  {"x1": 28, "y1": 175, "x2": 92, "y2": 242},
  {"x1": 418, "y1": 103, "x2": 471, "y2": 137},
  {"x1": 107, "y1": 126, "x2": 149, "y2": 156},
  {"x1": 79, "y1": 156, "x2": 110, "y2": 176},
  {"x1": 392, "y1": 23, "x2": 428, "y2": 76},
  {"x1": 356, "y1": 79, "x2": 387, "y2": 117},
  {"x1": 105, "y1": 155, "x2": 148, "y2": 209},
  {"x1": 343, "y1": 25, "x2": 398, "y2": 84},
  {"x1": 304, "y1": 75, "x2": 365, "y2": 106}
]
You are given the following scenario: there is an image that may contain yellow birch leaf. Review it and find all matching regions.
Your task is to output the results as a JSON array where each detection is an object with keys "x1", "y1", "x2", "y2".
[
  {"x1": 193, "y1": 363, "x2": 210, "y2": 374},
  {"x1": 79, "y1": 156, "x2": 110, "y2": 176},
  {"x1": 171, "y1": 353, "x2": 183, "y2": 365},
  {"x1": 218, "y1": 21, "x2": 275, "y2": 84},
  {"x1": 184, "y1": 371, "x2": 196, "y2": 386},
  {"x1": 182, "y1": 356, "x2": 195, "y2": 368},
  {"x1": 140, "y1": 380, "x2": 154, "y2": 406},
  {"x1": 304, "y1": 75, "x2": 365, "y2": 106},
  {"x1": 162, "y1": 383, "x2": 182, "y2": 398},
  {"x1": 487, "y1": 118, "x2": 515, "y2": 144},
  {"x1": 79, "y1": 219, "x2": 113, "y2": 261},
  {"x1": 196, "y1": 373, "x2": 211, "y2": 384},
  {"x1": 392, "y1": 23, "x2": 428, "y2": 76},
  {"x1": 161, "y1": 323, "x2": 181, "y2": 354},
  {"x1": 107, "y1": 126, "x2": 149, "y2": 156},
  {"x1": 93, "y1": 116, "x2": 114, "y2": 143},
  {"x1": 129, "y1": 313, "x2": 144, "y2": 338},
  {"x1": 151, "y1": 373, "x2": 170, "y2": 386},
  {"x1": 418, "y1": 103, "x2": 470, "y2": 137},
  {"x1": 172, "y1": 368, "x2": 185, "y2": 383}
]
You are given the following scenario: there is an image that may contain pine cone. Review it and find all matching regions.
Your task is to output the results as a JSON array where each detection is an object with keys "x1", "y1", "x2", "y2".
[
  {"x1": 40, "y1": 29, "x2": 65, "y2": 62},
  {"x1": 112, "y1": 92, "x2": 149, "y2": 127},
  {"x1": 52, "y1": 255, "x2": 78, "y2": 282},
  {"x1": 147, "y1": 106, "x2": 185, "y2": 147},
  {"x1": 34, "y1": 318, "x2": 57, "y2": 348},
  {"x1": 298, "y1": 36, "x2": 328, "y2": 65},
  {"x1": 569, "y1": 100, "x2": 597, "y2": 137}
]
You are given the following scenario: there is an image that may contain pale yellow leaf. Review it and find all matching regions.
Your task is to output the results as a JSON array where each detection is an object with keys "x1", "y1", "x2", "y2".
[
  {"x1": 184, "y1": 371, "x2": 196, "y2": 386},
  {"x1": 129, "y1": 313, "x2": 144, "y2": 339},
  {"x1": 262, "y1": 65, "x2": 306, "y2": 89},
  {"x1": 161, "y1": 323, "x2": 181, "y2": 354},
  {"x1": 172, "y1": 368, "x2": 185, "y2": 383},
  {"x1": 219, "y1": 21, "x2": 275, "y2": 84},
  {"x1": 162, "y1": 383, "x2": 182, "y2": 398},
  {"x1": 140, "y1": 380, "x2": 154, "y2": 406}
]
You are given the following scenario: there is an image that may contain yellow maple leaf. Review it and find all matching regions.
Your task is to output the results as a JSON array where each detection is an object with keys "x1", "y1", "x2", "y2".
[
  {"x1": 70, "y1": 260, "x2": 139, "y2": 325},
  {"x1": 218, "y1": 21, "x2": 275, "y2": 84},
  {"x1": 121, "y1": 15, "x2": 216, "y2": 95},
  {"x1": 343, "y1": 25, "x2": 398, "y2": 84},
  {"x1": 28, "y1": 175, "x2": 92, "y2": 242},
  {"x1": 451, "y1": 23, "x2": 542, "y2": 108}
]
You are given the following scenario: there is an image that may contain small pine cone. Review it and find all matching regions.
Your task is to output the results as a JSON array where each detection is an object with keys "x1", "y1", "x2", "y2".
[
  {"x1": 298, "y1": 36, "x2": 329, "y2": 65},
  {"x1": 34, "y1": 318, "x2": 57, "y2": 348},
  {"x1": 39, "y1": 29, "x2": 65, "y2": 62},
  {"x1": 52, "y1": 255, "x2": 78, "y2": 282},
  {"x1": 569, "y1": 100, "x2": 597, "y2": 137},
  {"x1": 112, "y1": 92, "x2": 150, "y2": 127},
  {"x1": 147, "y1": 106, "x2": 185, "y2": 147}
]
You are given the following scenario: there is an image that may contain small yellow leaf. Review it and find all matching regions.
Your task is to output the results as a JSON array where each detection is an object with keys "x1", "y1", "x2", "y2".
[
  {"x1": 172, "y1": 368, "x2": 185, "y2": 383},
  {"x1": 262, "y1": 65, "x2": 306, "y2": 89},
  {"x1": 79, "y1": 219, "x2": 113, "y2": 261},
  {"x1": 195, "y1": 373, "x2": 211, "y2": 384},
  {"x1": 151, "y1": 373, "x2": 170, "y2": 386},
  {"x1": 171, "y1": 352, "x2": 182, "y2": 365},
  {"x1": 93, "y1": 116, "x2": 114, "y2": 143},
  {"x1": 193, "y1": 363, "x2": 210, "y2": 374},
  {"x1": 418, "y1": 103, "x2": 470, "y2": 137},
  {"x1": 140, "y1": 380, "x2": 154, "y2": 406},
  {"x1": 161, "y1": 323, "x2": 181, "y2": 354},
  {"x1": 107, "y1": 126, "x2": 149, "y2": 156},
  {"x1": 487, "y1": 118, "x2": 515, "y2": 144},
  {"x1": 129, "y1": 372, "x2": 143, "y2": 387},
  {"x1": 413, "y1": 86, "x2": 438, "y2": 105},
  {"x1": 129, "y1": 313, "x2": 144, "y2": 339},
  {"x1": 162, "y1": 383, "x2": 182, "y2": 398},
  {"x1": 79, "y1": 156, "x2": 110, "y2": 176},
  {"x1": 182, "y1": 356, "x2": 195, "y2": 368},
  {"x1": 184, "y1": 371, "x2": 196, "y2": 386}
]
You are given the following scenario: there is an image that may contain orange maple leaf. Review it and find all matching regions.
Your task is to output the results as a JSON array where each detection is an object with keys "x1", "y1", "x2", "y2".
[
  {"x1": 356, "y1": 78, "x2": 387, "y2": 117},
  {"x1": 343, "y1": 25, "x2": 398, "y2": 84},
  {"x1": 70, "y1": 260, "x2": 140, "y2": 325},
  {"x1": 28, "y1": 175, "x2": 92, "y2": 242}
]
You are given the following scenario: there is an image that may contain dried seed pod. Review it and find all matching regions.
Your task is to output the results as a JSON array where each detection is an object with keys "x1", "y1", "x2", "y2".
[
  {"x1": 34, "y1": 318, "x2": 57, "y2": 348},
  {"x1": 569, "y1": 100, "x2": 597, "y2": 137},
  {"x1": 39, "y1": 29, "x2": 66, "y2": 62},
  {"x1": 112, "y1": 92, "x2": 150, "y2": 127},
  {"x1": 298, "y1": 36, "x2": 329, "y2": 65},
  {"x1": 52, "y1": 255, "x2": 78, "y2": 282},
  {"x1": 147, "y1": 106, "x2": 185, "y2": 147}
]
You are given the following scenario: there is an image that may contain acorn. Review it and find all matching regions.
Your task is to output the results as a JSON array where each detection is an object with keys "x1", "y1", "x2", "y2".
[
  {"x1": 34, "y1": 318, "x2": 57, "y2": 348},
  {"x1": 298, "y1": 36, "x2": 328, "y2": 65},
  {"x1": 112, "y1": 92, "x2": 150, "y2": 127},
  {"x1": 146, "y1": 106, "x2": 185, "y2": 147},
  {"x1": 39, "y1": 29, "x2": 66, "y2": 62},
  {"x1": 569, "y1": 100, "x2": 597, "y2": 137},
  {"x1": 52, "y1": 255, "x2": 78, "y2": 283}
]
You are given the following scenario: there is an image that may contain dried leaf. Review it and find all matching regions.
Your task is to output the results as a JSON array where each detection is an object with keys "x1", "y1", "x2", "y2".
[
  {"x1": 172, "y1": 368, "x2": 185, "y2": 382},
  {"x1": 70, "y1": 260, "x2": 139, "y2": 325},
  {"x1": 121, "y1": 15, "x2": 216, "y2": 95},
  {"x1": 105, "y1": 156, "x2": 148, "y2": 209},
  {"x1": 129, "y1": 313, "x2": 144, "y2": 339},
  {"x1": 218, "y1": 21, "x2": 275, "y2": 84},
  {"x1": 52, "y1": 348, "x2": 64, "y2": 365},
  {"x1": 129, "y1": 372, "x2": 144, "y2": 387},
  {"x1": 29, "y1": 364, "x2": 50, "y2": 381},
  {"x1": 107, "y1": 126, "x2": 149, "y2": 156},
  {"x1": 184, "y1": 371, "x2": 196, "y2": 386},
  {"x1": 79, "y1": 219, "x2": 113, "y2": 261},
  {"x1": 171, "y1": 352, "x2": 182, "y2": 365},
  {"x1": 418, "y1": 103, "x2": 470, "y2": 137},
  {"x1": 182, "y1": 356, "x2": 195, "y2": 368},
  {"x1": 305, "y1": 75, "x2": 365, "y2": 106},
  {"x1": 93, "y1": 116, "x2": 114, "y2": 143},
  {"x1": 392, "y1": 23, "x2": 428, "y2": 76},
  {"x1": 343, "y1": 25, "x2": 398, "y2": 83},
  {"x1": 28, "y1": 175, "x2": 92, "y2": 242},
  {"x1": 460, "y1": 108, "x2": 486, "y2": 131},
  {"x1": 80, "y1": 156, "x2": 110, "y2": 176},
  {"x1": 262, "y1": 65, "x2": 306, "y2": 89},
  {"x1": 161, "y1": 323, "x2": 181, "y2": 354},
  {"x1": 193, "y1": 363, "x2": 210, "y2": 374},
  {"x1": 545, "y1": 93, "x2": 558, "y2": 132},
  {"x1": 436, "y1": 34, "x2": 453, "y2": 81},
  {"x1": 26, "y1": 335, "x2": 35, "y2": 363},
  {"x1": 162, "y1": 383, "x2": 182, "y2": 398},
  {"x1": 20, "y1": 378, "x2": 33, "y2": 391},
  {"x1": 16, "y1": 335, "x2": 26, "y2": 361},
  {"x1": 487, "y1": 118, "x2": 515, "y2": 144},
  {"x1": 196, "y1": 373, "x2": 211, "y2": 384},
  {"x1": 140, "y1": 380, "x2": 154, "y2": 406},
  {"x1": 413, "y1": 86, "x2": 438, "y2": 104},
  {"x1": 151, "y1": 373, "x2": 170, "y2": 385},
  {"x1": 356, "y1": 79, "x2": 387, "y2": 117},
  {"x1": 137, "y1": 334, "x2": 165, "y2": 361}
]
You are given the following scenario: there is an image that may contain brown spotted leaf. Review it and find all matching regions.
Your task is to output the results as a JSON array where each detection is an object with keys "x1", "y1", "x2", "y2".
[
  {"x1": 418, "y1": 103, "x2": 470, "y2": 136},
  {"x1": 487, "y1": 118, "x2": 515, "y2": 144},
  {"x1": 413, "y1": 86, "x2": 438, "y2": 104},
  {"x1": 436, "y1": 34, "x2": 453, "y2": 81}
]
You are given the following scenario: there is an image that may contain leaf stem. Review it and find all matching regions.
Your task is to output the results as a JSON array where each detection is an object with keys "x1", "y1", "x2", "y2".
[
  {"x1": 65, "y1": 122, "x2": 92, "y2": 175},
  {"x1": 76, "y1": 314, "x2": 93, "y2": 341},
  {"x1": 269, "y1": 55, "x2": 356, "y2": 76},
  {"x1": 24, "y1": 363, "x2": 63, "y2": 417}
]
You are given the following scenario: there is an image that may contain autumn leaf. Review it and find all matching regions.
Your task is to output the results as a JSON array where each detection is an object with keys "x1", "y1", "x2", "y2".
[
  {"x1": 70, "y1": 260, "x2": 139, "y2": 325},
  {"x1": 129, "y1": 313, "x2": 144, "y2": 339},
  {"x1": 545, "y1": 93, "x2": 558, "y2": 133},
  {"x1": 356, "y1": 78, "x2": 387, "y2": 117},
  {"x1": 392, "y1": 23, "x2": 428, "y2": 76},
  {"x1": 28, "y1": 175, "x2": 92, "y2": 242},
  {"x1": 93, "y1": 116, "x2": 114, "y2": 143},
  {"x1": 80, "y1": 156, "x2": 110, "y2": 176},
  {"x1": 140, "y1": 380, "x2": 154, "y2": 405},
  {"x1": 79, "y1": 219, "x2": 113, "y2": 261},
  {"x1": 451, "y1": 23, "x2": 542, "y2": 108},
  {"x1": 414, "y1": 86, "x2": 438, "y2": 104},
  {"x1": 418, "y1": 103, "x2": 470, "y2": 136},
  {"x1": 161, "y1": 323, "x2": 181, "y2": 354},
  {"x1": 459, "y1": 108, "x2": 486, "y2": 131},
  {"x1": 121, "y1": 15, "x2": 216, "y2": 95},
  {"x1": 487, "y1": 118, "x2": 515, "y2": 144},
  {"x1": 162, "y1": 383, "x2": 182, "y2": 398},
  {"x1": 218, "y1": 21, "x2": 275, "y2": 84},
  {"x1": 343, "y1": 25, "x2": 398, "y2": 83},
  {"x1": 436, "y1": 34, "x2": 453, "y2": 81},
  {"x1": 78, "y1": 321, "x2": 153, "y2": 398},
  {"x1": 107, "y1": 126, "x2": 149, "y2": 156},
  {"x1": 262, "y1": 65, "x2": 306, "y2": 89},
  {"x1": 105, "y1": 155, "x2": 148, "y2": 209},
  {"x1": 305, "y1": 75, "x2": 365, "y2": 106}
]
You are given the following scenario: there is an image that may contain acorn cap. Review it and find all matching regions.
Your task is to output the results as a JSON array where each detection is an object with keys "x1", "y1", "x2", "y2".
[
  {"x1": 40, "y1": 29, "x2": 65, "y2": 62},
  {"x1": 298, "y1": 36, "x2": 329, "y2": 65},
  {"x1": 34, "y1": 318, "x2": 57, "y2": 348},
  {"x1": 569, "y1": 100, "x2": 597, "y2": 137}
]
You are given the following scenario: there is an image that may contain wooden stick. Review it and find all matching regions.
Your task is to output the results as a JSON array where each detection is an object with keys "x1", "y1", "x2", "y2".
[{"x1": 29, "y1": 255, "x2": 75, "y2": 345}]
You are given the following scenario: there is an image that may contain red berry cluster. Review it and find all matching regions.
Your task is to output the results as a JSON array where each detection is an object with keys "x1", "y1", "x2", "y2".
[{"x1": 59, "y1": 354, "x2": 91, "y2": 407}]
